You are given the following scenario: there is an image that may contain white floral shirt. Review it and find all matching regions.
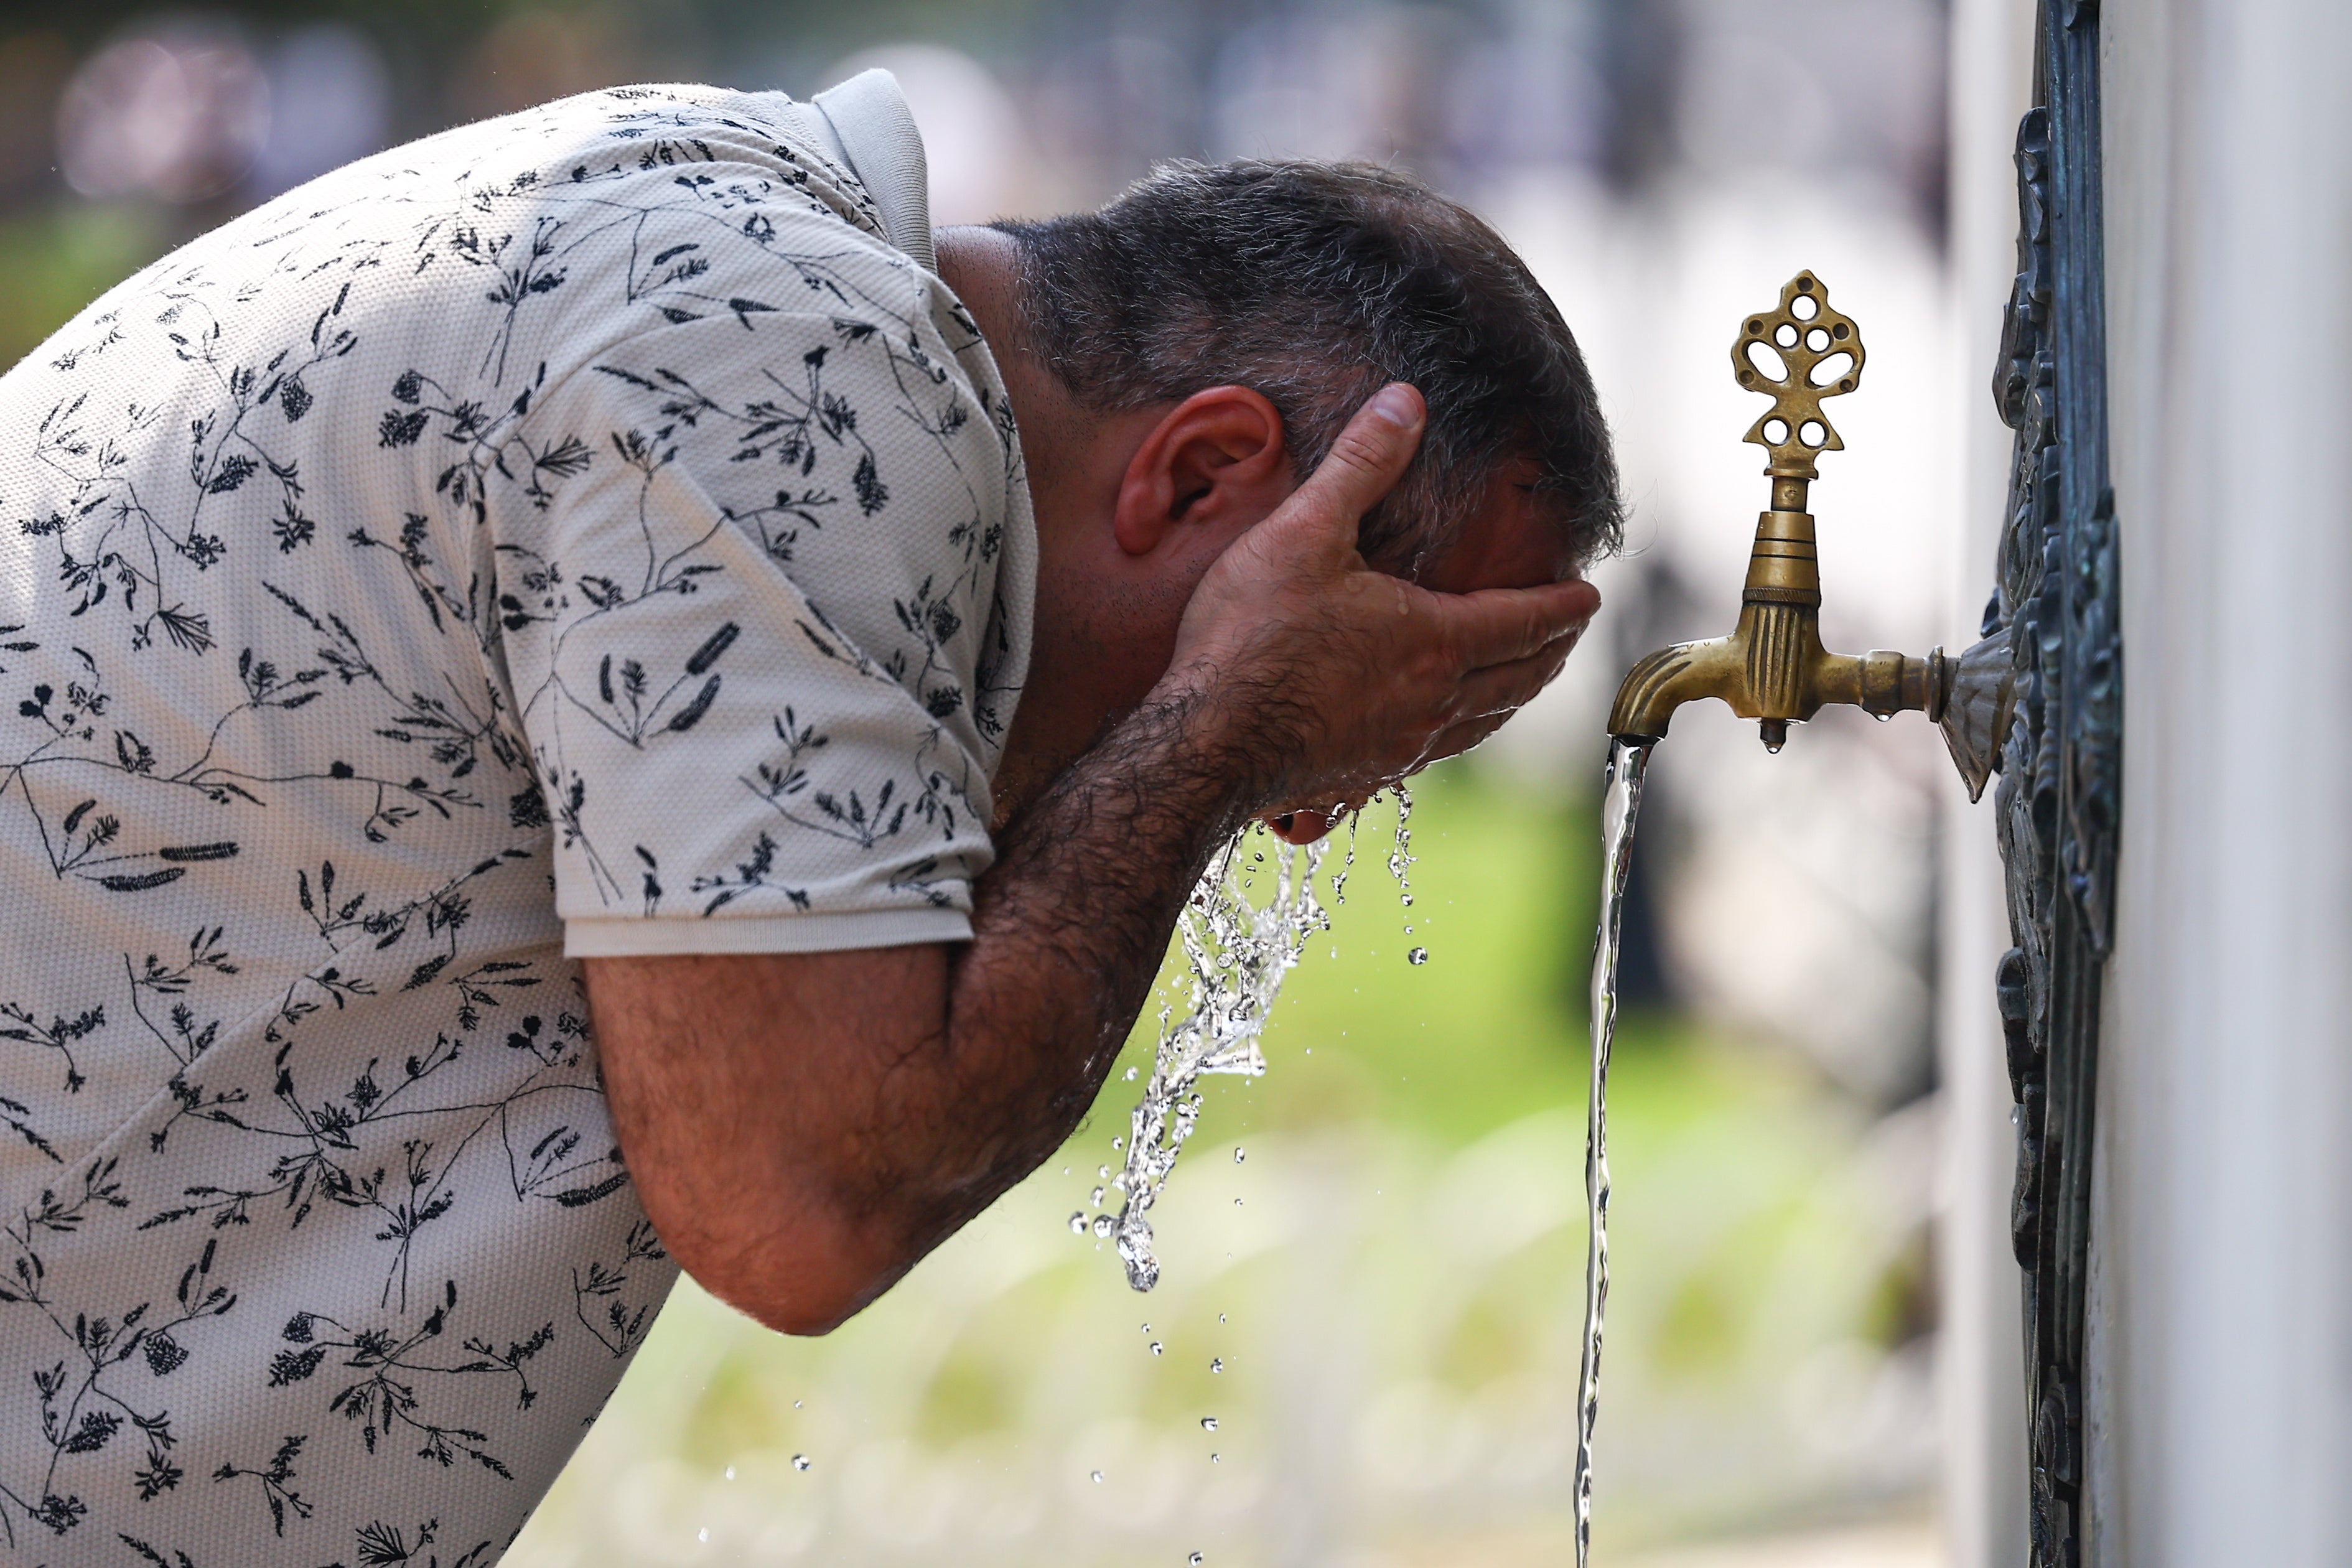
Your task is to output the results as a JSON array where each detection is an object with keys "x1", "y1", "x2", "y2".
[{"x1": 0, "y1": 75, "x2": 1030, "y2": 1566}]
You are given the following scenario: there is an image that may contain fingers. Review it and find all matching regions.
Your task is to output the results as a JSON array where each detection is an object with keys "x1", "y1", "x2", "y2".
[
  {"x1": 1426, "y1": 709, "x2": 1514, "y2": 765},
  {"x1": 1266, "y1": 384, "x2": 1426, "y2": 554},
  {"x1": 1431, "y1": 577, "x2": 1601, "y2": 668},
  {"x1": 1453, "y1": 632, "x2": 1579, "y2": 720}
]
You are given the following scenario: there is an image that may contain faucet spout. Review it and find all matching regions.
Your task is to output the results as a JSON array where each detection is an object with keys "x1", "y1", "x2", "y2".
[{"x1": 1607, "y1": 496, "x2": 1949, "y2": 749}]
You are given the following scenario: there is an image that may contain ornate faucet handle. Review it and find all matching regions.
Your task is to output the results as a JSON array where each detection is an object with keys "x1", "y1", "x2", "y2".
[
  {"x1": 1732, "y1": 271, "x2": 1866, "y2": 483},
  {"x1": 1610, "y1": 267, "x2": 1959, "y2": 748}
]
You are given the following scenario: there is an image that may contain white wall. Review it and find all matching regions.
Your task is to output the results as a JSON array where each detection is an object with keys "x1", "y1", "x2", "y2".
[{"x1": 2095, "y1": 1, "x2": 2352, "y2": 1562}]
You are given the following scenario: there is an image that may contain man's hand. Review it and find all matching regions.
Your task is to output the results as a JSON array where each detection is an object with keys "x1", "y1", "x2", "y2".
[
  {"x1": 588, "y1": 383, "x2": 1600, "y2": 1338},
  {"x1": 1169, "y1": 383, "x2": 1599, "y2": 812}
]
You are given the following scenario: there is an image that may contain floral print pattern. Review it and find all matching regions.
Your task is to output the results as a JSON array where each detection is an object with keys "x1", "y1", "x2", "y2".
[{"x1": 0, "y1": 82, "x2": 1029, "y2": 1564}]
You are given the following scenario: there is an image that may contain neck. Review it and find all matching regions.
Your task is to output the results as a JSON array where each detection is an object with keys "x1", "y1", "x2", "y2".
[
  {"x1": 935, "y1": 225, "x2": 1025, "y2": 368},
  {"x1": 935, "y1": 226, "x2": 1080, "y2": 826}
]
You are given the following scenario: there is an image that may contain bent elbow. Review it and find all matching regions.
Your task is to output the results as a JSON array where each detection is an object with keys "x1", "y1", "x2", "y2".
[
  {"x1": 671, "y1": 1224, "x2": 910, "y2": 1339},
  {"x1": 760, "y1": 1276, "x2": 885, "y2": 1338}
]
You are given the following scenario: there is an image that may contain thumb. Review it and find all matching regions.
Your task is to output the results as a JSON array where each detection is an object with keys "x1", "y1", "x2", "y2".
[{"x1": 1271, "y1": 383, "x2": 1426, "y2": 554}]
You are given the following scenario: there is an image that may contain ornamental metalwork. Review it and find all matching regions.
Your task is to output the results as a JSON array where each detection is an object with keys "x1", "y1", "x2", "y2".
[{"x1": 1986, "y1": 2, "x2": 2121, "y2": 1564}]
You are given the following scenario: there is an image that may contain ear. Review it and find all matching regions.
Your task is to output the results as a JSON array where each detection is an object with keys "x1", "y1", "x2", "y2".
[{"x1": 1111, "y1": 386, "x2": 1290, "y2": 558}]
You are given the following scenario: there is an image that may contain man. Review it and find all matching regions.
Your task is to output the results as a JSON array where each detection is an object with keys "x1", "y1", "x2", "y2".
[{"x1": 0, "y1": 70, "x2": 1613, "y2": 1563}]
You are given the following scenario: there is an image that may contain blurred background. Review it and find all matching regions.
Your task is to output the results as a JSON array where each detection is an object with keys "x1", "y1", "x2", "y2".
[{"x1": 0, "y1": 0, "x2": 1965, "y2": 1562}]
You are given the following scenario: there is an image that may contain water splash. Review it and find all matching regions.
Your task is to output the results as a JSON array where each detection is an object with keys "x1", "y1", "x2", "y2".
[
  {"x1": 1387, "y1": 785, "x2": 1416, "y2": 890},
  {"x1": 1387, "y1": 785, "x2": 1427, "y2": 963},
  {"x1": 1109, "y1": 828, "x2": 1330, "y2": 1291},
  {"x1": 1331, "y1": 810, "x2": 1360, "y2": 905},
  {"x1": 1574, "y1": 738, "x2": 1653, "y2": 1568}
]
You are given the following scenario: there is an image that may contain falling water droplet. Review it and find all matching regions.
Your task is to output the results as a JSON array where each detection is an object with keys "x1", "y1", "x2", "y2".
[
  {"x1": 1098, "y1": 1165, "x2": 1111, "y2": 1180},
  {"x1": 1093, "y1": 1215, "x2": 1115, "y2": 1238},
  {"x1": 1091, "y1": 1186, "x2": 1106, "y2": 1206},
  {"x1": 1150, "y1": 1342, "x2": 1164, "y2": 1356},
  {"x1": 698, "y1": 1527, "x2": 709, "y2": 1543},
  {"x1": 1124, "y1": 1065, "x2": 1139, "y2": 1081},
  {"x1": 1401, "y1": 892, "x2": 1414, "y2": 907},
  {"x1": 1210, "y1": 1452, "x2": 1220, "y2": 1462},
  {"x1": 1190, "y1": 1554, "x2": 1205, "y2": 1566},
  {"x1": 1233, "y1": 1147, "x2": 1245, "y2": 1164},
  {"x1": 1200, "y1": 1417, "x2": 1219, "y2": 1431},
  {"x1": 724, "y1": 1466, "x2": 736, "y2": 1481},
  {"x1": 1407, "y1": 947, "x2": 1429, "y2": 966},
  {"x1": 1111, "y1": 1136, "x2": 1124, "y2": 1151},
  {"x1": 1070, "y1": 1211, "x2": 1087, "y2": 1234},
  {"x1": 1091, "y1": 1469, "x2": 1104, "y2": 1483},
  {"x1": 793, "y1": 1400, "x2": 802, "y2": 1409},
  {"x1": 1332, "y1": 810, "x2": 1359, "y2": 905},
  {"x1": 1218, "y1": 1313, "x2": 1226, "y2": 1323},
  {"x1": 1210, "y1": 1358, "x2": 1223, "y2": 1373},
  {"x1": 1233, "y1": 1197, "x2": 1243, "y2": 1206},
  {"x1": 792, "y1": 1454, "x2": 811, "y2": 1472}
]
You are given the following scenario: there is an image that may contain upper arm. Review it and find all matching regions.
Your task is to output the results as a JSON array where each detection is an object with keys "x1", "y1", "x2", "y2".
[{"x1": 584, "y1": 943, "x2": 951, "y2": 1335}]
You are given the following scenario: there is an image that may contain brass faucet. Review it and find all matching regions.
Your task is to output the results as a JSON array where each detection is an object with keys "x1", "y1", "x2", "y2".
[{"x1": 1608, "y1": 273, "x2": 1953, "y2": 752}]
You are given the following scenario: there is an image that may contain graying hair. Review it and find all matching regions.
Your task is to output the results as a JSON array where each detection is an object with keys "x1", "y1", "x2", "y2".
[{"x1": 994, "y1": 159, "x2": 1622, "y2": 574}]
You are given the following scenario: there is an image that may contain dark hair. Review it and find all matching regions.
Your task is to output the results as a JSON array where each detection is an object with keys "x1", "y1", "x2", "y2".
[{"x1": 993, "y1": 159, "x2": 1622, "y2": 574}]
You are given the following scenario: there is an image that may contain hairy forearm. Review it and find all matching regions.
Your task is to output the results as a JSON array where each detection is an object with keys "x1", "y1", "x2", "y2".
[{"x1": 859, "y1": 685, "x2": 1263, "y2": 1261}]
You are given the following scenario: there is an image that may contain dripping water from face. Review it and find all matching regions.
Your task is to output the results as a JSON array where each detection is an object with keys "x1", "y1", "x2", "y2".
[
  {"x1": 1098, "y1": 786, "x2": 1422, "y2": 1292},
  {"x1": 1105, "y1": 824, "x2": 1330, "y2": 1291}
]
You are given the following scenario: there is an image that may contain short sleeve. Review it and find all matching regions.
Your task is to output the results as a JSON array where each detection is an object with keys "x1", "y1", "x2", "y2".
[{"x1": 490, "y1": 296, "x2": 1033, "y2": 958}]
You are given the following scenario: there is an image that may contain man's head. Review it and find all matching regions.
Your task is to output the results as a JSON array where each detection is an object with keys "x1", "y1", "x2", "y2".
[{"x1": 940, "y1": 158, "x2": 1622, "y2": 807}]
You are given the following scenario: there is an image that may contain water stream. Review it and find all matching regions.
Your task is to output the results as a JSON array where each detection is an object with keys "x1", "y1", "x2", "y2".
[{"x1": 1575, "y1": 737, "x2": 1654, "y2": 1568}]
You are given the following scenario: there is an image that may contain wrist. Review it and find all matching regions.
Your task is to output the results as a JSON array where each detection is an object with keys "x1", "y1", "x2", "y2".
[
  {"x1": 1096, "y1": 677, "x2": 1270, "y2": 846},
  {"x1": 1144, "y1": 659, "x2": 1300, "y2": 816}
]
